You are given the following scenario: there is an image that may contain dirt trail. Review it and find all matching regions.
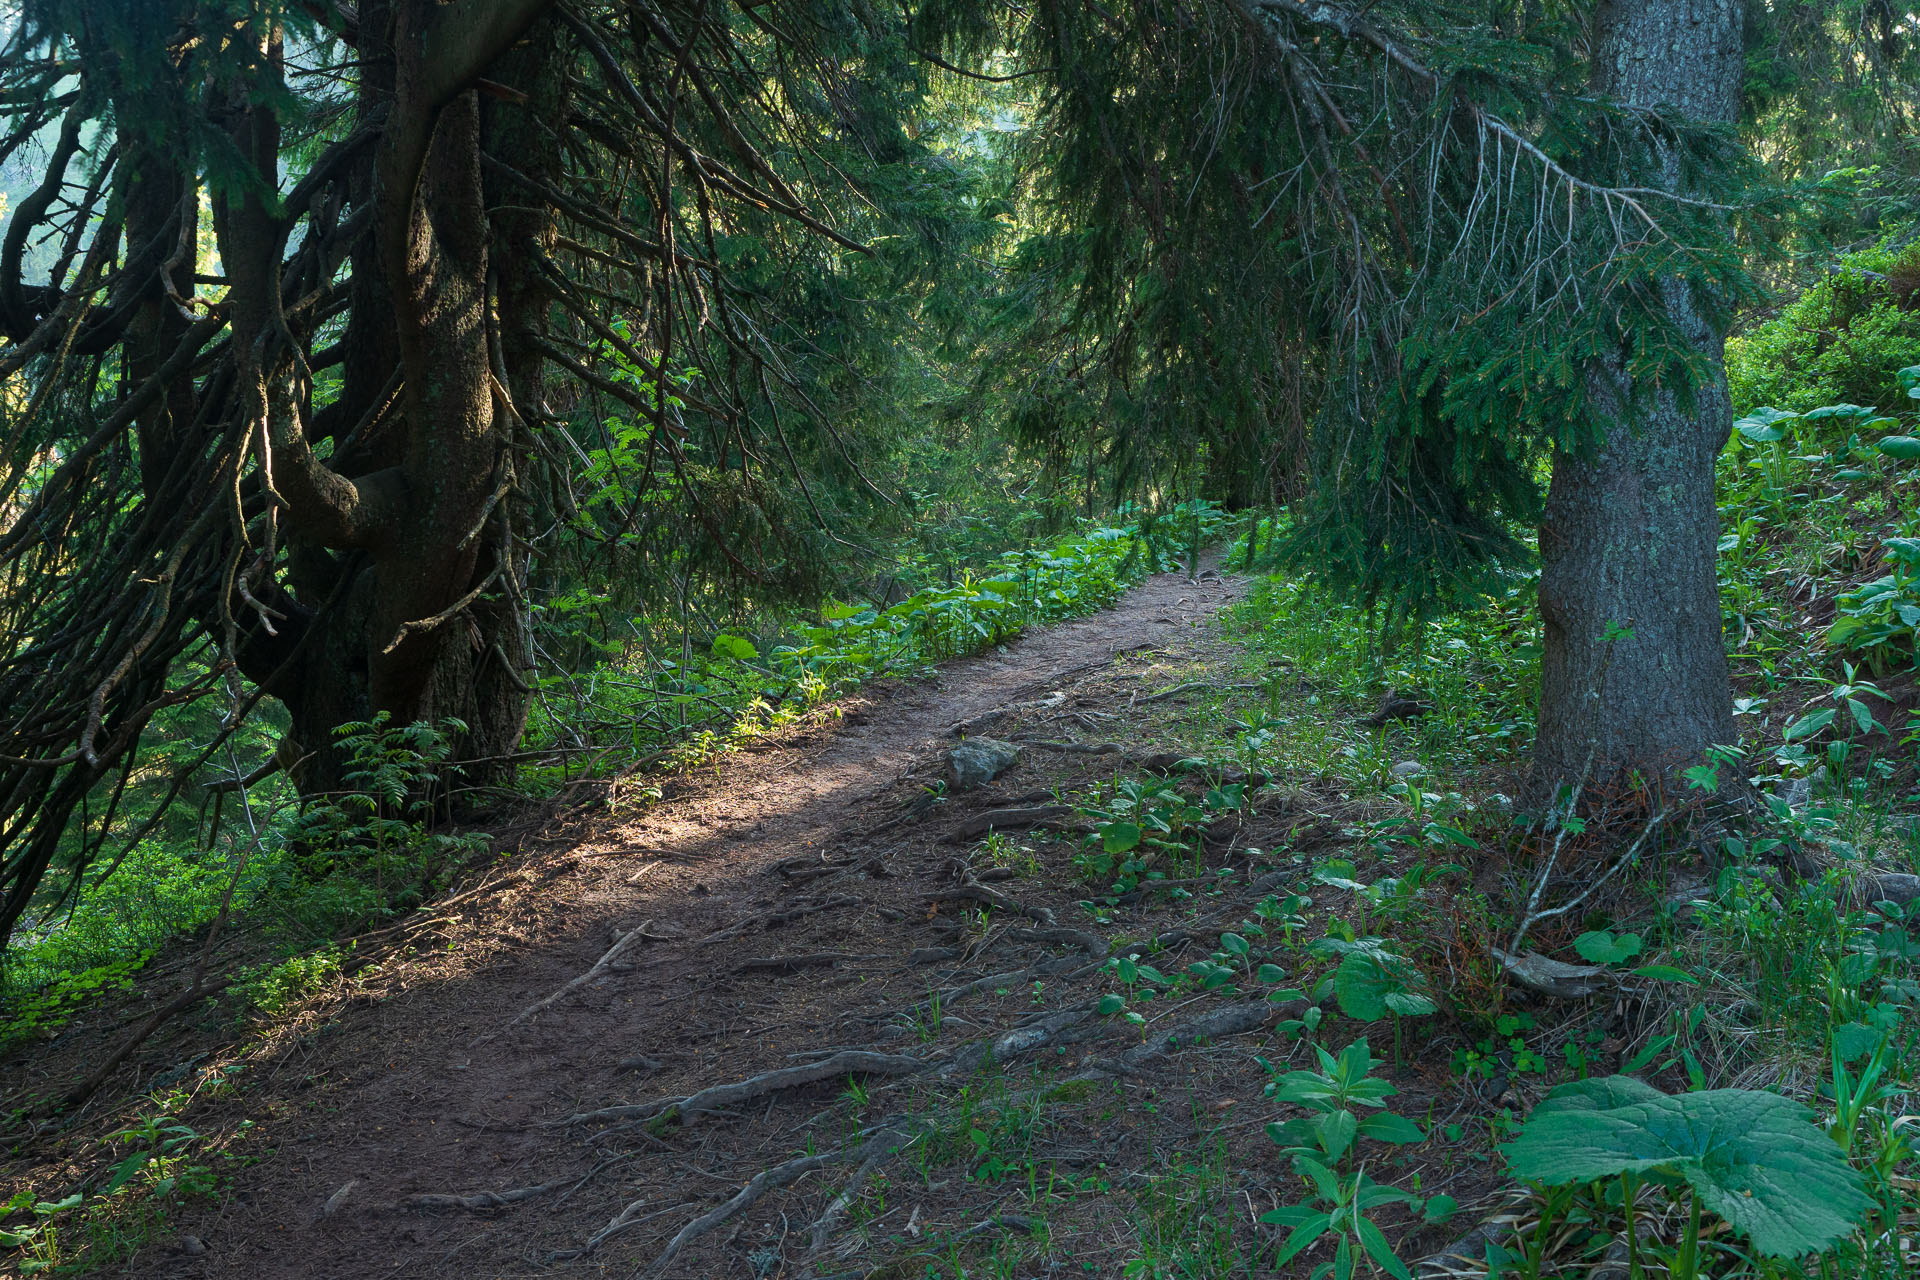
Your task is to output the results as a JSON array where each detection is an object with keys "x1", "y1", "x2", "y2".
[{"x1": 154, "y1": 561, "x2": 1249, "y2": 1279}]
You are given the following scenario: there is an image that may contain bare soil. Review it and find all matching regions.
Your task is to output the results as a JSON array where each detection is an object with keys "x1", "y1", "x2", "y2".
[{"x1": 4, "y1": 560, "x2": 1507, "y2": 1279}]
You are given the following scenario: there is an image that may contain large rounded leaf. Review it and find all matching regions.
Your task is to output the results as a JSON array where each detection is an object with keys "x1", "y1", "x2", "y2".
[
  {"x1": 1877, "y1": 435, "x2": 1920, "y2": 460},
  {"x1": 1334, "y1": 952, "x2": 1389, "y2": 1021},
  {"x1": 1733, "y1": 407, "x2": 1798, "y2": 442},
  {"x1": 1802, "y1": 403, "x2": 1876, "y2": 422},
  {"x1": 1501, "y1": 1078, "x2": 1869, "y2": 1257}
]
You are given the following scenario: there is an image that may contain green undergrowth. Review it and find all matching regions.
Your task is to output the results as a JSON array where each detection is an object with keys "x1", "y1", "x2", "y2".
[
  {"x1": 519, "y1": 501, "x2": 1229, "y2": 787},
  {"x1": 853, "y1": 395, "x2": 1920, "y2": 1277}
]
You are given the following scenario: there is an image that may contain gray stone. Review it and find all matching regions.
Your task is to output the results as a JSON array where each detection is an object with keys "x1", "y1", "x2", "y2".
[
  {"x1": 946, "y1": 738, "x2": 1021, "y2": 792},
  {"x1": 1389, "y1": 760, "x2": 1423, "y2": 779},
  {"x1": 1858, "y1": 873, "x2": 1920, "y2": 911},
  {"x1": 1779, "y1": 766, "x2": 1828, "y2": 811}
]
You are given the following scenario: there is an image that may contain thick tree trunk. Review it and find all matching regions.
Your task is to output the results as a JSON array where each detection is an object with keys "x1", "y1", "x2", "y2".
[
  {"x1": 1531, "y1": 0, "x2": 1743, "y2": 798},
  {"x1": 237, "y1": 0, "x2": 554, "y2": 797}
]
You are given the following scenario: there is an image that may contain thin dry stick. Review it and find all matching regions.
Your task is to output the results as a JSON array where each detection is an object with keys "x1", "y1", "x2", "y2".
[{"x1": 1513, "y1": 808, "x2": 1668, "y2": 948}]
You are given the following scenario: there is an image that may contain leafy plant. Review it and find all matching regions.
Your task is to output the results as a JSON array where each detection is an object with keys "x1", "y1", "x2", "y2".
[
  {"x1": 1310, "y1": 925, "x2": 1435, "y2": 1064},
  {"x1": 1502, "y1": 1076, "x2": 1871, "y2": 1270},
  {"x1": 1076, "y1": 774, "x2": 1244, "y2": 890},
  {"x1": 1258, "y1": 1039, "x2": 1446, "y2": 1279},
  {"x1": 1828, "y1": 538, "x2": 1920, "y2": 674},
  {"x1": 0, "y1": 951, "x2": 152, "y2": 1052}
]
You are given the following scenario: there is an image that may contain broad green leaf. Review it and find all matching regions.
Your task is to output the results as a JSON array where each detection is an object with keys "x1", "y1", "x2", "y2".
[
  {"x1": 1100, "y1": 822, "x2": 1142, "y2": 854},
  {"x1": 1256, "y1": 963, "x2": 1287, "y2": 984},
  {"x1": 1802, "y1": 403, "x2": 1874, "y2": 421},
  {"x1": 1356, "y1": 1212, "x2": 1412, "y2": 1280},
  {"x1": 1831, "y1": 1021, "x2": 1882, "y2": 1064},
  {"x1": 1733, "y1": 407, "x2": 1798, "y2": 441},
  {"x1": 1096, "y1": 993, "x2": 1127, "y2": 1015},
  {"x1": 1334, "y1": 953, "x2": 1389, "y2": 1022},
  {"x1": 1573, "y1": 930, "x2": 1643, "y2": 965},
  {"x1": 1384, "y1": 990, "x2": 1436, "y2": 1017},
  {"x1": 1314, "y1": 1109, "x2": 1359, "y2": 1162},
  {"x1": 104, "y1": 1152, "x2": 151, "y2": 1193},
  {"x1": 1782, "y1": 708, "x2": 1836, "y2": 742},
  {"x1": 709, "y1": 633, "x2": 758, "y2": 662},
  {"x1": 1847, "y1": 697, "x2": 1881, "y2": 736},
  {"x1": 1501, "y1": 1079, "x2": 1870, "y2": 1257},
  {"x1": 1313, "y1": 860, "x2": 1369, "y2": 891},
  {"x1": 1877, "y1": 436, "x2": 1920, "y2": 460},
  {"x1": 1357, "y1": 1112, "x2": 1426, "y2": 1145},
  {"x1": 1270, "y1": 1211, "x2": 1333, "y2": 1265}
]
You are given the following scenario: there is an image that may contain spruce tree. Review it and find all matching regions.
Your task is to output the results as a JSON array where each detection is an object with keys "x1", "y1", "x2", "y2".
[{"x1": 928, "y1": 0, "x2": 1772, "y2": 795}]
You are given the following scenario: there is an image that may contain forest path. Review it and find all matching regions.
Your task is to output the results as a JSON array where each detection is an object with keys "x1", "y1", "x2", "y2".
[{"x1": 163, "y1": 557, "x2": 1251, "y2": 1279}]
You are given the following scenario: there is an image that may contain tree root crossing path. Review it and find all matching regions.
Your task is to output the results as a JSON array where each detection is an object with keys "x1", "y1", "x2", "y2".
[{"x1": 161, "y1": 561, "x2": 1269, "y2": 1278}]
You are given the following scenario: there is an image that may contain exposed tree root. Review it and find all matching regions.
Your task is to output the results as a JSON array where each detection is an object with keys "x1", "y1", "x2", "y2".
[
  {"x1": 1006, "y1": 926, "x2": 1110, "y2": 960},
  {"x1": 951, "y1": 805, "x2": 1075, "y2": 840},
  {"x1": 926, "y1": 881, "x2": 1056, "y2": 926},
  {"x1": 699, "y1": 894, "x2": 864, "y2": 945},
  {"x1": 1139, "y1": 680, "x2": 1257, "y2": 703},
  {"x1": 550, "y1": 1196, "x2": 698, "y2": 1262},
  {"x1": 491, "y1": 919, "x2": 663, "y2": 1037},
  {"x1": 1488, "y1": 946, "x2": 1612, "y2": 999},
  {"x1": 1069, "y1": 997, "x2": 1298, "y2": 1082},
  {"x1": 559, "y1": 1049, "x2": 927, "y2": 1131},
  {"x1": 640, "y1": 1151, "x2": 839, "y2": 1278},
  {"x1": 935, "y1": 1004, "x2": 1105, "y2": 1078},
  {"x1": 402, "y1": 1183, "x2": 556, "y2": 1213},
  {"x1": 734, "y1": 951, "x2": 870, "y2": 974},
  {"x1": 806, "y1": 1126, "x2": 913, "y2": 1252},
  {"x1": 1009, "y1": 738, "x2": 1122, "y2": 754},
  {"x1": 909, "y1": 953, "x2": 1087, "y2": 1022}
]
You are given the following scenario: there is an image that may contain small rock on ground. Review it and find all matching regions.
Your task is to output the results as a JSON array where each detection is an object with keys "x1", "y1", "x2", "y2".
[{"x1": 947, "y1": 738, "x2": 1021, "y2": 792}]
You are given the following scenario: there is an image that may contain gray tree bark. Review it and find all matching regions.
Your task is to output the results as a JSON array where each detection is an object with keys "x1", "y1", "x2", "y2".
[{"x1": 1531, "y1": 0, "x2": 1744, "y2": 798}]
